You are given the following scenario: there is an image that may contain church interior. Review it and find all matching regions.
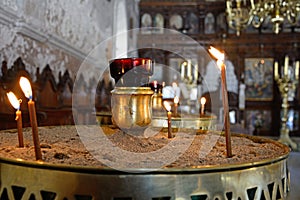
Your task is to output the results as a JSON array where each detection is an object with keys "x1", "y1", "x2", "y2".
[{"x1": 0, "y1": 0, "x2": 299, "y2": 199}]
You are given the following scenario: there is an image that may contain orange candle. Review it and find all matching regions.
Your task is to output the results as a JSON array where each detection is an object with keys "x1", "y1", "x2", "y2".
[
  {"x1": 163, "y1": 101, "x2": 172, "y2": 138},
  {"x1": 15, "y1": 110, "x2": 24, "y2": 147},
  {"x1": 19, "y1": 77, "x2": 42, "y2": 160},
  {"x1": 208, "y1": 46, "x2": 232, "y2": 158},
  {"x1": 7, "y1": 92, "x2": 24, "y2": 147}
]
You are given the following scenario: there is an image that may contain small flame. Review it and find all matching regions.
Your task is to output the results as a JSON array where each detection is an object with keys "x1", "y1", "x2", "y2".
[
  {"x1": 208, "y1": 46, "x2": 225, "y2": 69},
  {"x1": 19, "y1": 77, "x2": 32, "y2": 99},
  {"x1": 174, "y1": 96, "x2": 179, "y2": 104},
  {"x1": 200, "y1": 97, "x2": 206, "y2": 105},
  {"x1": 163, "y1": 101, "x2": 171, "y2": 112},
  {"x1": 208, "y1": 46, "x2": 224, "y2": 61},
  {"x1": 7, "y1": 92, "x2": 20, "y2": 110}
]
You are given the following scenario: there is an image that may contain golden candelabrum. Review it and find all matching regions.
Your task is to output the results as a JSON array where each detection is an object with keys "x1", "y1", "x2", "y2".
[
  {"x1": 226, "y1": 0, "x2": 251, "y2": 36},
  {"x1": 275, "y1": 59, "x2": 299, "y2": 150},
  {"x1": 226, "y1": 0, "x2": 300, "y2": 35}
]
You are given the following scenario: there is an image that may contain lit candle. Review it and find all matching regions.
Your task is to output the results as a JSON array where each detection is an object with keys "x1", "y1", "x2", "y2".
[
  {"x1": 187, "y1": 59, "x2": 192, "y2": 78},
  {"x1": 274, "y1": 61, "x2": 279, "y2": 80},
  {"x1": 208, "y1": 46, "x2": 232, "y2": 158},
  {"x1": 194, "y1": 64, "x2": 198, "y2": 83},
  {"x1": 173, "y1": 96, "x2": 179, "y2": 117},
  {"x1": 181, "y1": 61, "x2": 186, "y2": 80},
  {"x1": 284, "y1": 55, "x2": 289, "y2": 76},
  {"x1": 163, "y1": 101, "x2": 172, "y2": 138},
  {"x1": 200, "y1": 97, "x2": 206, "y2": 116},
  {"x1": 7, "y1": 92, "x2": 24, "y2": 147},
  {"x1": 295, "y1": 61, "x2": 299, "y2": 80},
  {"x1": 19, "y1": 76, "x2": 42, "y2": 160}
]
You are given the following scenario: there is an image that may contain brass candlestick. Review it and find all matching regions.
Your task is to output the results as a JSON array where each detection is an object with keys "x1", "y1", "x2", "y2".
[{"x1": 275, "y1": 68, "x2": 299, "y2": 150}]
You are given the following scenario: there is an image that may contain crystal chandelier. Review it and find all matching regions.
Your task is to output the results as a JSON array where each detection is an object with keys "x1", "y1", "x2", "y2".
[{"x1": 226, "y1": 0, "x2": 300, "y2": 35}]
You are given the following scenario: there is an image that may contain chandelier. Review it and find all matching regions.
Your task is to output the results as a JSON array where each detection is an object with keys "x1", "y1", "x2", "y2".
[{"x1": 226, "y1": 0, "x2": 300, "y2": 35}]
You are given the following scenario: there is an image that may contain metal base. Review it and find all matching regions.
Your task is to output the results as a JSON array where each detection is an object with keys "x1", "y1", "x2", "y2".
[
  {"x1": 0, "y1": 136, "x2": 290, "y2": 200},
  {"x1": 151, "y1": 115, "x2": 217, "y2": 130},
  {"x1": 279, "y1": 133, "x2": 298, "y2": 151}
]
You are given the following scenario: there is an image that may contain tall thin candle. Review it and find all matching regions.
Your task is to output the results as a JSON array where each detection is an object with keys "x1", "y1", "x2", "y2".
[
  {"x1": 187, "y1": 60, "x2": 192, "y2": 78},
  {"x1": 173, "y1": 96, "x2": 179, "y2": 117},
  {"x1": 274, "y1": 61, "x2": 279, "y2": 80},
  {"x1": 284, "y1": 55, "x2": 289, "y2": 76},
  {"x1": 295, "y1": 61, "x2": 299, "y2": 80},
  {"x1": 19, "y1": 76, "x2": 42, "y2": 160},
  {"x1": 7, "y1": 92, "x2": 24, "y2": 147},
  {"x1": 163, "y1": 101, "x2": 172, "y2": 138},
  {"x1": 208, "y1": 46, "x2": 232, "y2": 157},
  {"x1": 200, "y1": 97, "x2": 206, "y2": 116},
  {"x1": 181, "y1": 62, "x2": 186, "y2": 80}
]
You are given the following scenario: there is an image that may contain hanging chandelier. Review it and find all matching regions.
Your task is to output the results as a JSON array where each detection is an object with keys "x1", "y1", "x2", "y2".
[{"x1": 226, "y1": 0, "x2": 300, "y2": 35}]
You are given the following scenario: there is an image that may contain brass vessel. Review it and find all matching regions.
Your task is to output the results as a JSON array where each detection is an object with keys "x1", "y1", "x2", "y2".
[
  {"x1": 111, "y1": 87, "x2": 153, "y2": 132},
  {"x1": 151, "y1": 92, "x2": 163, "y2": 113}
]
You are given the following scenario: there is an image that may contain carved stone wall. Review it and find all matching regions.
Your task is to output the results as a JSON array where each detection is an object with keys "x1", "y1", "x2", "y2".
[{"x1": 0, "y1": 0, "x2": 138, "y2": 82}]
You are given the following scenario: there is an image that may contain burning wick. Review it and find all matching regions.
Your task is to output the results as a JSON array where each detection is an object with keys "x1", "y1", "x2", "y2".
[
  {"x1": 19, "y1": 76, "x2": 42, "y2": 160},
  {"x1": 7, "y1": 92, "x2": 24, "y2": 147},
  {"x1": 208, "y1": 46, "x2": 232, "y2": 158},
  {"x1": 163, "y1": 101, "x2": 172, "y2": 138},
  {"x1": 173, "y1": 96, "x2": 179, "y2": 117},
  {"x1": 200, "y1": 97, "x2": 206, "y2": 116}
]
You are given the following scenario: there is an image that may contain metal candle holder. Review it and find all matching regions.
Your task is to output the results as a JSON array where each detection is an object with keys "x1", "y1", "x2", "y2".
[
  {"x1": 109, "y1": 58, "x2": 154, "y2": 132},
  {"x1": 0, "y1": 133, "x2": 290, "y2": 200},
  {"x1": 275, "y1": 75, "x2": 298, "y2": 150}
]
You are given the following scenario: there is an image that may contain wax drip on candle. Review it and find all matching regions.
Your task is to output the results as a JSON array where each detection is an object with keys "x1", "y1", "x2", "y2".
[
  {"x1": 163, "y1": 101, "x2": 172, "y2": 138},
  {"x1": 7, "y1": 92, "x2": 24, "y2": 147},
  {"x1": 19, "y1": 76, "x2": 42, "y2": 160},
  {"x1": 208, "y1": 46, "x2": 232, "y2": 158}
]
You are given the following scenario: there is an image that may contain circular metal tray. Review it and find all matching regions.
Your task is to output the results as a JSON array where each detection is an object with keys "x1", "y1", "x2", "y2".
[
  {"x1": 151, "y1": 115, "x2": 217, "y2": 130},
  {"x1": 0, "y1": 134, "x2": 290, "y2": 200}
]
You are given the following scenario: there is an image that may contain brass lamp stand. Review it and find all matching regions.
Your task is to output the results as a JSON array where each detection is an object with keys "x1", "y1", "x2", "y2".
[{"x1": 275, "y1": 73, "x2": 298, "y2": 150}]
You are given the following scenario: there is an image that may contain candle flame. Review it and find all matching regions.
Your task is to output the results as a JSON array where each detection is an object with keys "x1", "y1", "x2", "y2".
[
  {"x1": 19, "y1": 77, "x2": 32, "y2": 99},
  {"x1": 163, "y1": 101, "x2": 171, "y2": 112},
  {"x1": 208, "y1": 46, "x2": 224, "y2": 61},
  {"x1": 174, "y1": 96, "x2": 179, "y2": 104},
  {"x1": 208, "y1": 46, "x2": 225, "y2": 69},
  {"x1": 7, "y1": 92, "x2": 20, "y2": 110},
  {"x1": 200, "y1": 97, "x2": 206, "y2": 105}
]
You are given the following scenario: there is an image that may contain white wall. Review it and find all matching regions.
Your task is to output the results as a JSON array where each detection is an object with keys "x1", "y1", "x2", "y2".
[{"x1": 0, "y1": 0, "x2": 139, "y2": 83}]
